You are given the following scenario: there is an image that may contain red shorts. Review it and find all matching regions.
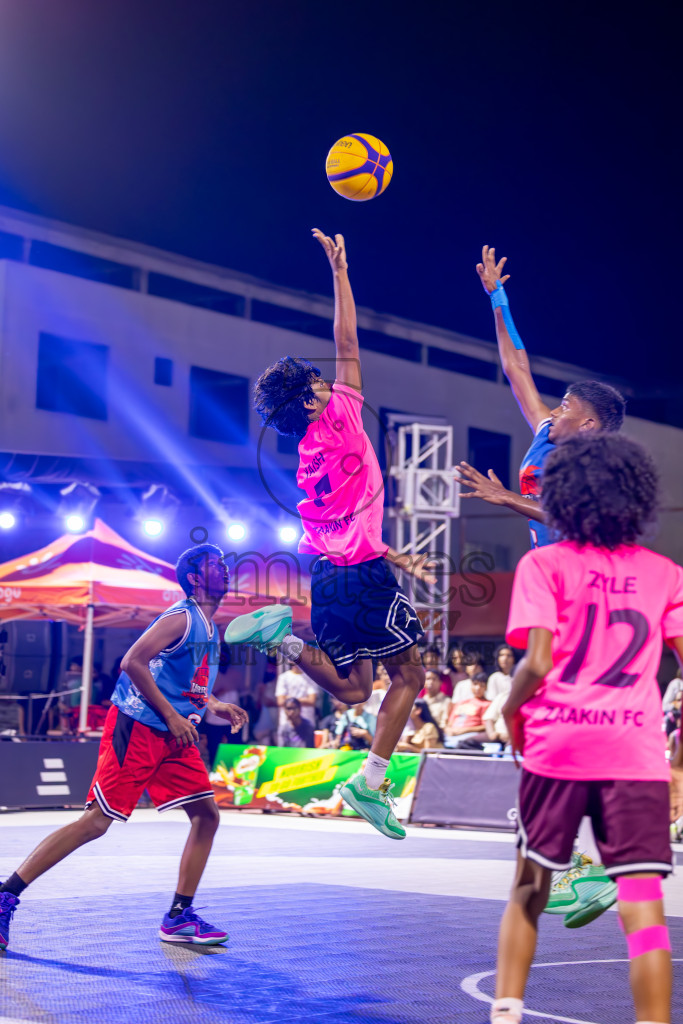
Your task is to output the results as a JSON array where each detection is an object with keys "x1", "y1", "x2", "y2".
[
  {"x1": 86, "y1": 706, "x2": 214, "y2": 821},
  {"x1": 517, "y1": 769, "x2": 672, "y2": 877}
]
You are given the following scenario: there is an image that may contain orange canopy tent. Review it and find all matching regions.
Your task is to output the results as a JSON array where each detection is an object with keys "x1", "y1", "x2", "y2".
[{"x1": 0, "y1": 519, "x2": 311, "y2": 729}]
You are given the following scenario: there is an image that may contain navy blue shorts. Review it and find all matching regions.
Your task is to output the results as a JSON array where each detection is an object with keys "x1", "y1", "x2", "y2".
[
  {"x1": 517, "y1": 769, "x2": 672, "y2": 877},
  {"x1": 310, "y1": 556, "x2": 424, "y2": 677}
]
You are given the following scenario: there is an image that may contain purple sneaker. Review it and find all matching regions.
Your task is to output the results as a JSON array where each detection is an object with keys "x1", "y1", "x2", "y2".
[
  {"x1": 0, "y1": 891, "x2": 20, "y2": 951},
  {"x1": 159, "y1": 906, "x2": 228, "y2": 945}
]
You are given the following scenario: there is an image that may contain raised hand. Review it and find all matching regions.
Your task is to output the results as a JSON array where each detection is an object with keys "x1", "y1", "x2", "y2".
[
  {"x1": 312, "y1": 228, "x2": 348, "y2": 272},
  {"x1": 456, "y1": 461, "x2": 509, "y2": 505},
  {"x1": 476, "y1": 244, "x2": 510, "y2": 295}
]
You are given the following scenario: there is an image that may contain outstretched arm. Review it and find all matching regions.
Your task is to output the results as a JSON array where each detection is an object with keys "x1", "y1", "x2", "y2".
[
  {"x1": 312, "y1": 228, "x2": 362, "y2": 391},
  {"x1": 455, "y1": 461, "x2": 547, "y2": 523},
  {"x1": 477, "y1": 245, "x2": 551, "y2": 433}
]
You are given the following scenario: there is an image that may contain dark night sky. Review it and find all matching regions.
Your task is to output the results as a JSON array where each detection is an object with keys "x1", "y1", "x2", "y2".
[{"x1": 0, "y1": 1, "x2": 678, "y2": 393}]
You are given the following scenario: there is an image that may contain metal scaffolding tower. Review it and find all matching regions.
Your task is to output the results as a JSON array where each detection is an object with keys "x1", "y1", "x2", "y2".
[{"x1": 387, "y1": 421, "x2": 460, "y2": 654}]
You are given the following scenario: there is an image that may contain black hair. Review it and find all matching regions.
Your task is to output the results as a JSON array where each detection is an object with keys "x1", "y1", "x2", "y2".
[
  {"x1": 253, "y1": 356, "x2": 321, "y2": 437},
  {"x1": 284, "y1": 697, "x2": 301, "y2": 709},
  {"x1": 542, "y1": 434, "x2": 659, "y2": 550},
  {"x1": 494, "y1": 644, "x2": 515, "y2": 670},
  {"x1": 566, "y1": 381, "x2": 625, "y2": 433},
  {"x1": 471, "y1": 672, "x2": 489, "y2": 685},
  {"x1": 464, "y1": 649, "x2": 483, "y2": 666},
  {"x1": 413, "y1": 698, "x2": 444, "y2": 744},
  {"x1": 175, "y1": 543, "x2": 226, "y2": 597}
]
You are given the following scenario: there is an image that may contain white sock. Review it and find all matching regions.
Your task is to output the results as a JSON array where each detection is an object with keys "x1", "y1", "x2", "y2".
[
  {"x1": 577, "y1": 817, "x2": 601, "y2": 863},
  {"x1": 363, "y1": 753, "x2": 390, "y2": 790},
  {"x1": 280, "y1": 634, "x2": 304, "y2": 660},
  {"x1": 491, "y1": 997, "x2": 523, "y2": 1023}
]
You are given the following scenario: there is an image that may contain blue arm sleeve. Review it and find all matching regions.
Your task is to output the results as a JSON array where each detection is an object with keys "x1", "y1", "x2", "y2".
[{"x1": 490, "y1": 283, "x2": 525, "y2": 351}]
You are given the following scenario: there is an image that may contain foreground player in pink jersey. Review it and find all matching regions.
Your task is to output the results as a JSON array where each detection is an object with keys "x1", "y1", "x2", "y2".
[
  {"x1": 226, "y1": 229, "x2": 434, "y2": 840},
  {"x1": 490, "y1": 434, "x2": 683, "y2": 1024}
]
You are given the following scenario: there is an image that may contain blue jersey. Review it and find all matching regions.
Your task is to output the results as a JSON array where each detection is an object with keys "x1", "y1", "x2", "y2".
[
  {"x1": 519, "y1": 417, "x2": 555, "y2": 548},
  {"x1": 112, "y1": 598, "x2": 220, "y2": 730}
]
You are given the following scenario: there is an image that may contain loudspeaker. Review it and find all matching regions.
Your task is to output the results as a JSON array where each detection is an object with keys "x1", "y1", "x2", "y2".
[{"x1": 0, "y1": 621, "x2": 67, "y2": 694}]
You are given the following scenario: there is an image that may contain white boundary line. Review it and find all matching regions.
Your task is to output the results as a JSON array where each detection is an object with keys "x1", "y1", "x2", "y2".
[{"x1": 461, "y1": 958, "x2": 683, "y2": 1024}]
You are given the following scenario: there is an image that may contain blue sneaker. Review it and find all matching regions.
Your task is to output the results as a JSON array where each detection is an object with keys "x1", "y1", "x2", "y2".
[
  {"x1": 224, "y1": 606, "x2": 293, "y2": 653},
  {"x1": 159, "y1": 906, "x2": 228, "y2": 945},
  {"x1": 0, "y1": 891, "x2": 19, "y2": 951}
]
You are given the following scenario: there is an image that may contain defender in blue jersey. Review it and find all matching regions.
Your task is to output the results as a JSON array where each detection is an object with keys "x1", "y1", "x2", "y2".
[
  {"x1": 455, "y1": 246, "x2": 626, "y2": 935},
  {"x1": 0, "y1": 543, "x2": 247, "y2": 952},
  {"x1": 456, "y1": 245, "x2": 625, "y2": 548}
]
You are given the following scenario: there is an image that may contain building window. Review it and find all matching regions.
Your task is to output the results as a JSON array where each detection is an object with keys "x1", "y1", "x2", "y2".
[
  {"x1": 467, "y1": 427, "x2": 511, "y2": 489},
  {"x1": 36, "y1": 332, "x2": 108, "y2": 421},
  {"x1": 154, "y1": 357, "x2": 173, "y2": 386},
  {"x1": 189, "y1": 367, "x2": 249, "y2": 444}
]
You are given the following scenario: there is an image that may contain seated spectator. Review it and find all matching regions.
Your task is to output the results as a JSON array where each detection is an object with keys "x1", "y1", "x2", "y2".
[
  {"x1": 451, "y1": 650, "x2": 485, "y2": 703},
  {"x1": 444, "y1": 675, "x2": 490, "y2": 747},
  {"x1": 665, "y1": 690, "x2": 682, "y2": 758},
  {"x1": 662, "y1": 669, "x2": 683, "y2": 713},
  {"x1": 279, "y1": 698, "x2": 317, "y2": 748},
  {"x1": 447, "y1": 644, "x2": 468, "y2": 691},
  {"x1": 486, "y1": 644, "x2": 516, "y2": 699},
  {"x1": 335, "y1": 703, "x2": 376, "y2": 750},
  {"x1": 483, "y1": 691, "x2": 510, "y2": 747},
  {"x1": 397, "y1": 699, "x2": 444, "y2": 751},
  {"x1": 419, "y1": 669, "x2": 451, "y2": 729},
  {"x1": 364, "y1": 662, "x2": 390, "y2": 717},
  {"x1": 275, "y1": 661, "x2": 319, "y2": 745},
  {"x1": 318, "y1": 696, "x2": 348, "y2": 748},
  {"x1": 421, "y1": 643, "x2": 453, "y2": 696}
]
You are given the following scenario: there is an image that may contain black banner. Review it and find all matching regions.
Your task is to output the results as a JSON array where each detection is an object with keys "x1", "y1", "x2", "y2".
[
  {"x1": 409, "y1": 753, "x2": 519, "y2": 830},
  {"x1": 0, "y1": 741, "x2": 99, "y2": 811}
]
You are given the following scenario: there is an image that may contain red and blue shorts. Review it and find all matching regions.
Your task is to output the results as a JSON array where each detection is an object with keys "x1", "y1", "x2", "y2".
[
  {"x1": 86, "y1": 706, "x2": 214, "y2": 821},
  {"x1": 517, "y1": 768, "x2": 672, "y2": 877}
]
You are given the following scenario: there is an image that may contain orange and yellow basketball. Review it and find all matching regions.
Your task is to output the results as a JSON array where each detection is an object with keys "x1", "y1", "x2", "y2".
[{"x1": 325, "y1": 133, "x2": 393, "y2": 201}]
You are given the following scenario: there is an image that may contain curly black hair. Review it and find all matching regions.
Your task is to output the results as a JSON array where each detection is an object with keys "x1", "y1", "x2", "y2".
[
  {"x1": 566, "y1": 380, "x2": 625, "y2": 433},
  {"x1": 253, "y1": 356, "x2": 321, "y2": 437},
  {"x1": 542, "y1": 434, "x2": 659, "y2": 549}
]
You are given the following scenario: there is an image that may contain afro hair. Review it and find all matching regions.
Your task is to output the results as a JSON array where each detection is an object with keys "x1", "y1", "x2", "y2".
[{"x1": 253, "y1": 356, "x2": 321, "y2": 437}]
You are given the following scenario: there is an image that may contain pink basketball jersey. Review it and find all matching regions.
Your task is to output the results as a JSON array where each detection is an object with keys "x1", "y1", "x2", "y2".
[
  {"x1": 506, "y1": 541, "x2": 683, "y2": 781},
  {"x1": 296, "y1": 381, "x2": 388, "y2": 565}
]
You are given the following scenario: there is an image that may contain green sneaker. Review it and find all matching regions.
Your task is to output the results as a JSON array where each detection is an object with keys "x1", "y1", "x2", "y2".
[
  {"x1": 544, "y1": 852, "x2": 595, "y2": 915},
  {"x1": 564, "y1": 876, "x2": 617, "y2": 929},
  {"x1": 339, "y1": 774, "x2": 406, "y2": 840},
  {"x1": 224, "y1": 606, "x2": 293, "y2": 652}
]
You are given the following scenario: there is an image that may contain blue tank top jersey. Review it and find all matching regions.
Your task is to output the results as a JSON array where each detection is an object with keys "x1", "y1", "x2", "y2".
[
  {"x1": 111, "y1": 598, "x2": 220, "y2": 730},
  {"x1": 518, "y1": 417, "x2": 555, "y2": 549}
]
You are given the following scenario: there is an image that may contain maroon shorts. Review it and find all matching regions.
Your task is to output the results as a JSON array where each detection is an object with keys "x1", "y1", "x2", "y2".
[
  {"x1": 86, "y1": 706, "x2": 214, "y2": 821},
  {"x1": 517, "y1": 769, "x2": 672, "y2": 877}
]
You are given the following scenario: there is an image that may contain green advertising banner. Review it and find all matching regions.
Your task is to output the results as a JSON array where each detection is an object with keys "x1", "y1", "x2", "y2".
[{"x1": 210, "y1": 744, "x2": 421, "y2": 821}]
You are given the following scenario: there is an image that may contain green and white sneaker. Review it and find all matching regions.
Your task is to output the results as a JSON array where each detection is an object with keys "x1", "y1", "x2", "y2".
[
  {"x1": 340, "y1": 773, "x2": 406, "y2": 840},
  {"x1": 544, "y1": 851, "x2": 617, "y2": 927},
  {"x1": 224, "y1": 605, "x2": 293, "y2": 652}
]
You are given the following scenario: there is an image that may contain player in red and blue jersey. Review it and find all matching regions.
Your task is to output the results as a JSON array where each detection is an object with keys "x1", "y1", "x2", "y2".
[
  {"x1": 457, "y1": 245, "x2": 625, "y2": 548},
  {"x1": 490, "y1": 435, "x2": 683, "y2": 1024},
  {"x1": 226, "y1": 229, "x2": 435, "y2": 841},
  {"x1": 0, "y1": 543, "x2": 248, "y2": 951}
]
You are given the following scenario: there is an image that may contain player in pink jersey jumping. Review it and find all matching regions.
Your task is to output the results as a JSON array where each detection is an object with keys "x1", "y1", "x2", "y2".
[
  {"x1": 226, "y1": 229, "x2": 435, "y2": 840},
  {"x1": 490, "y1": 434, "x2": 683, "y2": 1024}
]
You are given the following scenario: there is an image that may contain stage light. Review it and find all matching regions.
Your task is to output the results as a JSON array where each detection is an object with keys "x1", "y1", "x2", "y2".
[
  {"x1": 59, "y1": 481, "x2": 100, "y2": 534},
  {"x1": 65, "y1": 513, "x2": 86, "y2": 533},
  {"x1": 142, "y1": 518, "x2": 164, "y2": 537},
  {"x1": 0, "y1": 482, "x2": 32, "y2": 529},
  {"x1": 227, "y1": 522, "x2": 246, "y2": 542},
  {"x1": 279, "y1": 525, "x2": 297, "y2": 544},
  {"x1": 139, "y1": 485, "x2": 179, "y2": 538},
  {"x1": 0, "y1": 512, "x2": 16, "y2": 530}
]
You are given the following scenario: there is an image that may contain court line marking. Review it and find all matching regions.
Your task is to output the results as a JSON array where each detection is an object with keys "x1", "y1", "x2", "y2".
[{"x1": 461, "y1": 958, "x2": 683, "y2": 1024}]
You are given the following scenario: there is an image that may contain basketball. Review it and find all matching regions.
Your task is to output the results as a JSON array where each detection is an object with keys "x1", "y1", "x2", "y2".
[{"x1": 325, "y1": 133, "x2": 393, "y2": 201}]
